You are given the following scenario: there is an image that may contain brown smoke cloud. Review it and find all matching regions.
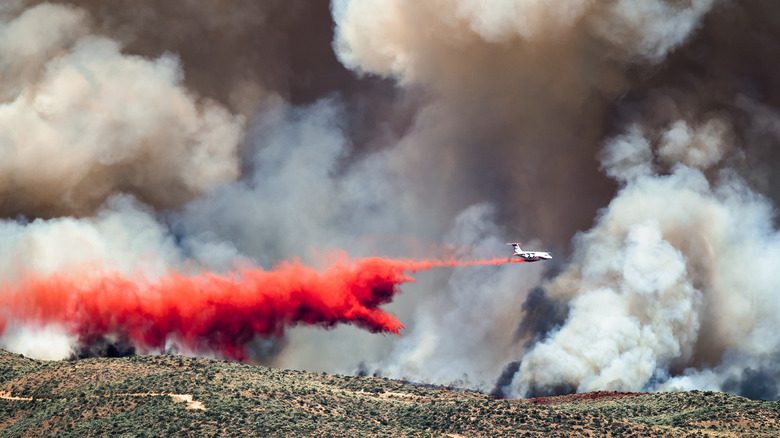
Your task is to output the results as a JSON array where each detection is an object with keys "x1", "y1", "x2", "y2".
[
  {"x1": 331, "y1": 0, "x2": 780, "y2": 399},
  {"x1": 0, "y1": 3, "x2": 244, "y2": 217},
  {"x1": 26, "y1": 0, "x2": 409, "y2": 146},
  {"x1": 19, "y1": 1, "x2": 348, "y2": 108},
  {"x1": 4, "y1": 0, "x2": 780, "y2": 402},
  {"x1": 2, "y1": 0, "x2": 406, "y2": 218},
  {"x1": 333, "y1": 0, "x2": 687, "y2": 248}
]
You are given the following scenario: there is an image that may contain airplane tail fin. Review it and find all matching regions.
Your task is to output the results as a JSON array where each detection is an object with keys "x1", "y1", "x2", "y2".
[{"x1": 506, "y1": 242, "x2": 522, "y2": 251}]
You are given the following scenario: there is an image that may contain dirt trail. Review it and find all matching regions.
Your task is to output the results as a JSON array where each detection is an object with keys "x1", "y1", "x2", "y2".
[
  {"x1": 0, "y1": 389, "x2": 206, "y2": 410},
  {"x1": 0, "y1": 391, "x2": 32, "y2": 401},
  {"x1": 119, "y1": 393, "x2": 207, "y2": 410}
]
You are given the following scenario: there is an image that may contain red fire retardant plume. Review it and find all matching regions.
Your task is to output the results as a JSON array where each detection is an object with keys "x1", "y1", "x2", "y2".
[{"x1": 0, "y1": 256, "x2": 522, "y2": 359}]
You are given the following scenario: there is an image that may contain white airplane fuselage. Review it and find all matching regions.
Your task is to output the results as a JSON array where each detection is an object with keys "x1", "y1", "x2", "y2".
[{"x1": 508, "y1": 243, "x2": 552, "y2": 262}]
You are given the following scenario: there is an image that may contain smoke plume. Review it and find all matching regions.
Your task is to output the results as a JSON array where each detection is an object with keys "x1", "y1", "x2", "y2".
[
  {"x1": 0, "y1": 3, "x2": 244, "y2": 217},
  {"x1": 507, "y1": 117, "x2": 780, "y2": 397},
  {"x1": 3, "y1": 0, "x2": 780, "y2": 402},
  {"x1": 330, "y1": 0, "x2": 715, "y2": 247}
]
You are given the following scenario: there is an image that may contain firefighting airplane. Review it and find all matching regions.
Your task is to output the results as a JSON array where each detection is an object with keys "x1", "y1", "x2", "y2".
[{"x1": 507, "y1": 242, "x2": 552, "y2": 262}]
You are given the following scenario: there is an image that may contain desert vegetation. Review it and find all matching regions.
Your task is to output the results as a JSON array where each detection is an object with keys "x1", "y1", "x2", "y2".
[{"x1": 2, "y1": 350, "x2": 779, "y2": 436}]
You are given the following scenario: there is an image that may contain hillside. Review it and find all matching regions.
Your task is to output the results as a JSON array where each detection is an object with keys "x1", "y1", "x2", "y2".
[{"x1": 1, "y1": 350, "x2": 779, "y2": 437}]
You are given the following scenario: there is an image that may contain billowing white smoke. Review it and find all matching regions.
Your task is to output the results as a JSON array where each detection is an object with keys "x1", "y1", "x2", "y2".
[
  {"x1": 332, "y1": 0, "x2": 715, "y2": 80},
  {"x1": 590, "y1": 0, "x2": 715, "y2": 61},
  {"x1": 0, "y1": 196, "x2": 187, "y2": 281},
  {"x1": 1, "y1": 325, "x2": 77, "y2": 360},
  {"x1": 0, "y1": 4, "x2": 243, "y2": 216},
  {"x1": 0, "y1": 196, "x2": 199, "y2": 358},
  {"x1": 377, "y1": 203, "x2": 545, "y2": 392},
  {"x1": 175, "y1": 99, "x2": 417, "y2": 268},
  {"x1": 510, "y1": 119, "x2": 780, "y2": 397}
]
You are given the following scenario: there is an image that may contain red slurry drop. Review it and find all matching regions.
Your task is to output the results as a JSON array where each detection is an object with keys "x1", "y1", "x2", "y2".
[{"x1": 0, "y1": 256, "x2": 522, "y2": 359}]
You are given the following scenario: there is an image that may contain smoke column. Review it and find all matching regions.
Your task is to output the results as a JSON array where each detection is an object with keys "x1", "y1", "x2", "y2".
[
  {"x1": 0, "y1": 256, "x2": 522, "y2": 359},
  {"x1": 3, "y1": 0, "x2": 780, "y2": 402},
  {"x1": 328, "y1": 0, "x2": 780, "y2": 400}
]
